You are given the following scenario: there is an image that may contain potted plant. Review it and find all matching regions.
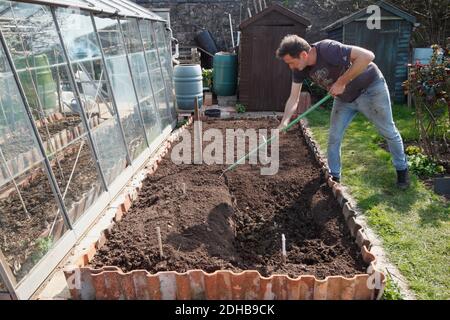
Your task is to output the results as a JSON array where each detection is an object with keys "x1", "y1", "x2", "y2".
[{"x1": 202, "y1": 68, "x2": 213, "y2": 91}]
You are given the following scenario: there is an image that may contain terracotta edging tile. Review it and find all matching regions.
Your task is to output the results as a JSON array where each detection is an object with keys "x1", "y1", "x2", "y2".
[
  {"x1": 63, "y1": 116, "x2": 385, "y2": 300},
  {"x1": 64, "y1": 268, "x2": 379, "y2": 300},
  {"x1": 298, "y1": 119, "x2": 385, "y2": 292}
]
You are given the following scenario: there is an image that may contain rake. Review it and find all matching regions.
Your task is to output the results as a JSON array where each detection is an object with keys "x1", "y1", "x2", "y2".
[{"x1": 219, "y1": 94, "x2": 332, "y2": 178}]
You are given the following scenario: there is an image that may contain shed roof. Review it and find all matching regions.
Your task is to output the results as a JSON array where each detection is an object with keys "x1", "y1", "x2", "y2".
[
  {"x1": 323, "y1": 0, "x2": 416, "y2": 32},
  {"x1": 239, "y1": 3, "x2": 311, "y2": 30}
]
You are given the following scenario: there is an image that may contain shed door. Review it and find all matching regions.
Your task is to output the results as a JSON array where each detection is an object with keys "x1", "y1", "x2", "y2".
[
  {"x1": 350, "y1": 21, "x2": 400, "y2": 98},
  {"x1": 250, "y1": 26, "x2": 293, "y2": 111}
]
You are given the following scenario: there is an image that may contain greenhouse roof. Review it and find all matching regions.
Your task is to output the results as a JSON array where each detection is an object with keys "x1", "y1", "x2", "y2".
[{"x1": 0, "y1": 0, "x2": 165, "y2": 21}]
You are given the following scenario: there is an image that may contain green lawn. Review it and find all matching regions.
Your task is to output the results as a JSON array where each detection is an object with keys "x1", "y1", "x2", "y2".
[{"x1": 305, "y1": 104, "x2": 450, "y2": 300}]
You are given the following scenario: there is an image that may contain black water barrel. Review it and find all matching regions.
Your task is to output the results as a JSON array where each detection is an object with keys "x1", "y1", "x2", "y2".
[{"x1": 194, "y1": 30, "x2": 218, "y2": 69}]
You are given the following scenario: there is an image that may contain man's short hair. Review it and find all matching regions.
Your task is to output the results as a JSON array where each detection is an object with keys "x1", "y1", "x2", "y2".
[{"x1": 276, "y1": 35, "x2": 311, "y2": 59}]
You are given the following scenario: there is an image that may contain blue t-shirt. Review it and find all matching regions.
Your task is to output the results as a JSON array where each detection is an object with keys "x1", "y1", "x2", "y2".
[{"x1": 292, "y1": 39, "x2": 383, "y2": 102}]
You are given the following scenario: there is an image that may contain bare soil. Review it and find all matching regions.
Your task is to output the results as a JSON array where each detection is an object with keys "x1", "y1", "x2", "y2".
[{"x1": 91, "y1": 118, "x2": 367, "y2": 279}]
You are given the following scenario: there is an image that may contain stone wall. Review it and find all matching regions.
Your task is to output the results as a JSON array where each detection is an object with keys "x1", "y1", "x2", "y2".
[{"x1": 134, "y1": 0, "x2": 375, "y2": 50}]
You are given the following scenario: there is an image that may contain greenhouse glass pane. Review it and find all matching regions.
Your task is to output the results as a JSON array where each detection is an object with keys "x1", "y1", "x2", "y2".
[
  {"x1": 94, "y1": 15, "x2": 147, "y2": 161},
  {"x1": 0, "y1": 56, "x2": 42, "y2": 181},
  {"x1": 47, "y1": 137, "x2": 104, "y2": 224},
  {"x1": 0, "y1": 3, "x2": 61, "y2": 119},
  {"x1": 114, "y1": 0, "x2": 163, "y2": 20},
  {"x1": 78, "y1": 0, "x2": 117, "y2": 12},
  {"x1": 138, "y1": 20, "x2": 171, "y2": 128},
  {"x1": 153, "y1": 21, "x2": 176, "y2": 120},
  {"x1": 120, "y1": 18, "x2": 161, "y2": 144},
  {"x1": 96, "y1": 0, "x2": 138, "y2": 16},
  {"x1": 0, "y1": 1, "x2": 105, "y2": 223},
  {"x1": 81, "y1": 0, "x2": 138, "y2": 17},
  {"x1": 55, "y1": 8, "x2": 128, "y2": 185},
  {"x1": 0, "y1": 42, "x2": 68, "y2": 283},
  {"x1": 0, "y1": 164, "x2": 69, "y2": 283}
]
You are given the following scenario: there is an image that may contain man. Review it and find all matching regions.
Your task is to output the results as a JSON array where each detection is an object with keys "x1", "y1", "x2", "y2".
[{"x1": 276, "y1": 35, "x2": 409, "y2": 189}]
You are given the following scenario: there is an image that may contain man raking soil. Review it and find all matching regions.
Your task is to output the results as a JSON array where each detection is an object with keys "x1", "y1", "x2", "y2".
[{"x1": 276, "y1": 36, "x2": 409, "y2": 189}]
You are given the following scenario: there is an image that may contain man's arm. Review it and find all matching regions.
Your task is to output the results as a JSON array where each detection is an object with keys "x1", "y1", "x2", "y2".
[
  {"x1": 277, "y1": 82, "x2": 302, "y2": 129},
  {"x1": 329, "y1": 46, "x2": 375, "y2": 96}
]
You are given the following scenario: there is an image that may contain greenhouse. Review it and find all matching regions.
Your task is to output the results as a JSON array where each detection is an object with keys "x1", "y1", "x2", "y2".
[{"x1": 0, "y1": 0, "x2": 176, "y2": 299}]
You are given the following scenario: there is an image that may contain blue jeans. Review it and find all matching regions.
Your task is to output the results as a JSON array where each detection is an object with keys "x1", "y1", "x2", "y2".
[{"x1": 327, "y1": 77, "x2": 408, "y2": 179}]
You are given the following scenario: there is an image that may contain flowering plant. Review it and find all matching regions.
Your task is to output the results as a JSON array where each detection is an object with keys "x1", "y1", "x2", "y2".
[{"x1": 402, "y1": 44, "x2": 449, "y2": 160}]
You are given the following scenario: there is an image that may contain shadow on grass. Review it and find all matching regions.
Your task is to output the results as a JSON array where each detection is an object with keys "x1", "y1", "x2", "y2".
[
  {"x1": 331, "y1": 113, "x2": 431, "y2": 216},
  {"x1": 350, "y1": 169, "x2": 423, "y2": 215},
  {"x1": 417, "y1": 201, "x2": 450, "y2": 227}
]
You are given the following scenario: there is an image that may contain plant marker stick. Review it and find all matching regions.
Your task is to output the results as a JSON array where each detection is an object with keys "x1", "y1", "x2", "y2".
[
  {"x1": 281, "y1": 234, "x2": 286, "y2": 264},
  {"x1": 156, "y1": 227, "x2": 164, "y2": 258},
  {"x1": 194, "y1": 97, "x2": 202, "y2": 164},
  {"x1": 221, "y1": 94, "x2": 332, "y2": 176}
]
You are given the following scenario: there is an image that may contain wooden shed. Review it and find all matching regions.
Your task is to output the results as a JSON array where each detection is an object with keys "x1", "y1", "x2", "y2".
[
  {"x1": 323, "y1": 0, "x2": 416, "y2": 102},
  {"x1": 238, "y1": 4, "x2": 311, "y2": 111}
]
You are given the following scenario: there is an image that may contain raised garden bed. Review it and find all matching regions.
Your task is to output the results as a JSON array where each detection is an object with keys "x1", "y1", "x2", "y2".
[
  {"x1": 36, "y1": 114, "x2": 82, "y2": 138},
  {"x1": 64, "y1": 117, "x2": 383, "y2": 300}
]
